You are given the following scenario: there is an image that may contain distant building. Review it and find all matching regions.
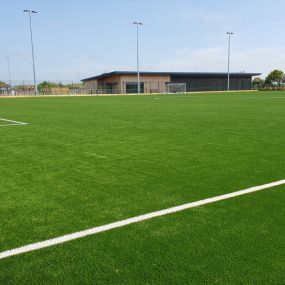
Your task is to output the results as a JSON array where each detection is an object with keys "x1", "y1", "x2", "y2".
[{"x1": 82, "y1": 71, "x2": 261, "y2": 94}]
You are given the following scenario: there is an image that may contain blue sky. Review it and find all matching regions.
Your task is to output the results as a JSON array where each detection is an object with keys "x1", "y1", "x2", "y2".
[{"x1": 1, "y1": 0, "x2": 285, "y2": 83}]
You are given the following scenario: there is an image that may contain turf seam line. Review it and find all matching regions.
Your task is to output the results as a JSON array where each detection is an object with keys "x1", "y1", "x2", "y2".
[
  {"x1": 0, "y1": 118, "x2": 28, "y2": 127},
  {"x1": 1, "y1": 179, "x2": 284, "y2": 260}
]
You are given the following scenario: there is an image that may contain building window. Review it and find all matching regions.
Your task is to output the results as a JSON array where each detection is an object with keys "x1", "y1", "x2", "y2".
[
  {"x1": 125, "y1": 82, "x2": 144, "y2": 94},
  {"x1": 97, "y1": 83, "x2": 118, "y2": 94}
]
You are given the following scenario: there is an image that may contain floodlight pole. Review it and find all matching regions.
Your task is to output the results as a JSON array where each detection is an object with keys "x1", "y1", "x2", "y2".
[
  {"x1": 227, "y1": 32, "x2": 234, "y2": 91},
  {"x1": 24, "y1": 10, "x2": 38, "y2": 95},
  {"x1": 6, "y1": 57, "x2": 12, "y2": 93},
  {"x1": 133, "y1": 21, "x2": 143, "y2": 94}
]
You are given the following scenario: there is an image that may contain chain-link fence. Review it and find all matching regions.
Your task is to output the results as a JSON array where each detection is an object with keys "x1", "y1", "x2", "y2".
[
  {"x1": 0, "y1": 78, "x2": 261, "y2": 96},
  {"x1": 86, "y1": 81, "x2": 169, "y2": 95},
  {"x1": 0, "y1": 80, "x2": 88, "y2": 96}
]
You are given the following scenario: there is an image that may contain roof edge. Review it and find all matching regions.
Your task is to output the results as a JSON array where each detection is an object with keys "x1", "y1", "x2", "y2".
[{"x1": 82, "y1": 71, "x2": 262, "y2": 82}]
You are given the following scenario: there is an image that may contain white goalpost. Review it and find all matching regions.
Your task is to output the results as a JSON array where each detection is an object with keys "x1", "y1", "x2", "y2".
[{"x1": 166, "y1": 83, "x2": 187, "y2": 94}]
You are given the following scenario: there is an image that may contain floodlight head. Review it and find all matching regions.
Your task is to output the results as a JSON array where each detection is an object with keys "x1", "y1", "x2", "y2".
[
  {"x1": 227, "y1": 32, "x2": 234, "y2": 35},
  {"x1": 23, "y1": 10, "x2": 38, "y2": 14},
  {"x1": 133, "y1": 21, "x2": 143, "y2": 25}
]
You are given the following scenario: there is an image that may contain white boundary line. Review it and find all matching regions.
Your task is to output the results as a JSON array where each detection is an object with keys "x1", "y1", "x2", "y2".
[
  {"x1": 154, "y1": 97, "x2": 285, "y2": 101},
  {"x1": 0, "y1": 118, "x2": 28, "y2": 127},
  {"x1": 0, "y1": 179, "x2": 284, "y2": 260}
]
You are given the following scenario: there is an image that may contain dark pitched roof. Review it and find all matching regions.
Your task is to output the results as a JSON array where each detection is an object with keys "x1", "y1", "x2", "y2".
[{"x1": 82, "y1": 71, "x2": 261, "y2": 82}]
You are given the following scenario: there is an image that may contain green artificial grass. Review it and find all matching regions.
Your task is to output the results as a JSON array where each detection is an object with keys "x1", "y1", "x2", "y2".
[{"x1": 0, "y1": 91, "x2": 285, "y2": 284}]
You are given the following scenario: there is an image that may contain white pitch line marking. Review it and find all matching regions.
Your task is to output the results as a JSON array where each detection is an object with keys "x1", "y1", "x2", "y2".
[
  {"x1": 0, "y1": 179, "x2": 284, "y2": 260},
  {"x1": 0, "y1": 118, "x2": 28, "y2": 127},
  {"x1": 154, "y1": 98, "x2": 196, "y2": 101}
]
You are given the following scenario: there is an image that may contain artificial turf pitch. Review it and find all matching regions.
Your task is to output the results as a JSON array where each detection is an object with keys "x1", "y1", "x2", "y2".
[{"x1": 0, "y1": 91, "x2": 284, "y2": 284}]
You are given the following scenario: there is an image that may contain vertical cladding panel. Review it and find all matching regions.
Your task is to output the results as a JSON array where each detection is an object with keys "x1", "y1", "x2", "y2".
[
  {"x1": 230, "y1": 77, "x2": 252, "y2": 90},
  {"x1": 171, "y1": 77, "x2": 228, "y2": 92},
  {"x1": 171, "y1": 76, "x2": 253, "y2": 92}
]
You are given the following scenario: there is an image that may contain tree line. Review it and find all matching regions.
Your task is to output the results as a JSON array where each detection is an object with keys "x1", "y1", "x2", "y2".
[
  {"x1": 0, "y1": 80, "x2": 83, "y2": 91},
  {"x1": 253, "y1": 70, "x2": 285, "y2": 89}
]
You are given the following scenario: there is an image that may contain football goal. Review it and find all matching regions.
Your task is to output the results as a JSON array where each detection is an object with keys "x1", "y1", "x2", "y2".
[{"x1": 166, "y1": 83, "x2": 187, "y2": 94}]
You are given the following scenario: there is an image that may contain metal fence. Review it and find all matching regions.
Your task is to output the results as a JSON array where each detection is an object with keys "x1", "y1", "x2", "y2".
[
  {"x1": 0, "y1": 80, "x2": 88, "y2": 96},
  {"x1": 0, "y1": 79, "x2": 263, "y2": 96},
  {"x1": 86, "y1": 81, "x2": 168, "y2": 95}
]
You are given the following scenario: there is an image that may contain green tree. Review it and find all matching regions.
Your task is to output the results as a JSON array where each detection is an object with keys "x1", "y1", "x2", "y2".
[
  {"x1": 252, "y1": 77, "x2": 264, "y2": 89},
  {"x1": 0, "y1": 80, "x2": 8, "y2": 87},
  {"x1": 265, "y1": 70, "x2": 284, "y2": 87},
  {"x1": 37, "y1": 81, "x2": 61, "y2": 92}
]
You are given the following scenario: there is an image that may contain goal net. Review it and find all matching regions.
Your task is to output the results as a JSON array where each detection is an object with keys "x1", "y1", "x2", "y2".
[{"x1": 166, "y1": 83, "x2": 187, "y2": 94}]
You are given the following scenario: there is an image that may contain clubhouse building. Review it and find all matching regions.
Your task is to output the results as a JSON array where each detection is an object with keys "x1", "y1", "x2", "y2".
[{"x1": 82, "y1": 71, "x2": 261, "y2": 94}]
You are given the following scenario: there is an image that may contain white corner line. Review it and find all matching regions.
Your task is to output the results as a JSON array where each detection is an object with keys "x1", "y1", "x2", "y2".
[
  {"x1": 1, "y1": 179, "x2": 284, "y2": 260},
  {"x1": 0, "y1": 118, "x2": 28, "y2": 127},
  {"x1": 0, "y1": 124, "x2": 28, "y2": 127}
]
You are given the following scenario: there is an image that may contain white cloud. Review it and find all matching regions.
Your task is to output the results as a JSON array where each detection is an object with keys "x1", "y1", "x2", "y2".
[
  {"x1": 151, "y1": 46, "x2": 285, "y2": 77},
  {"x1": 52, "y1": 46, "x2": 285, "y2": 80},
  {"x1": 4, "y1": 46, "x2": 285, "y2": 82},
  {"x1": 233, "y1": 47, "x2": 285, "y2": 75},
  {"x1": 37, "y1": 58, "x2": 136, "y2": 81},
  {"x1": 180, "y1": 9, "x2": 229, "y2": 23},
  {"x1": 153, "y1": 47, "x2": 226, "y2": 72}
]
